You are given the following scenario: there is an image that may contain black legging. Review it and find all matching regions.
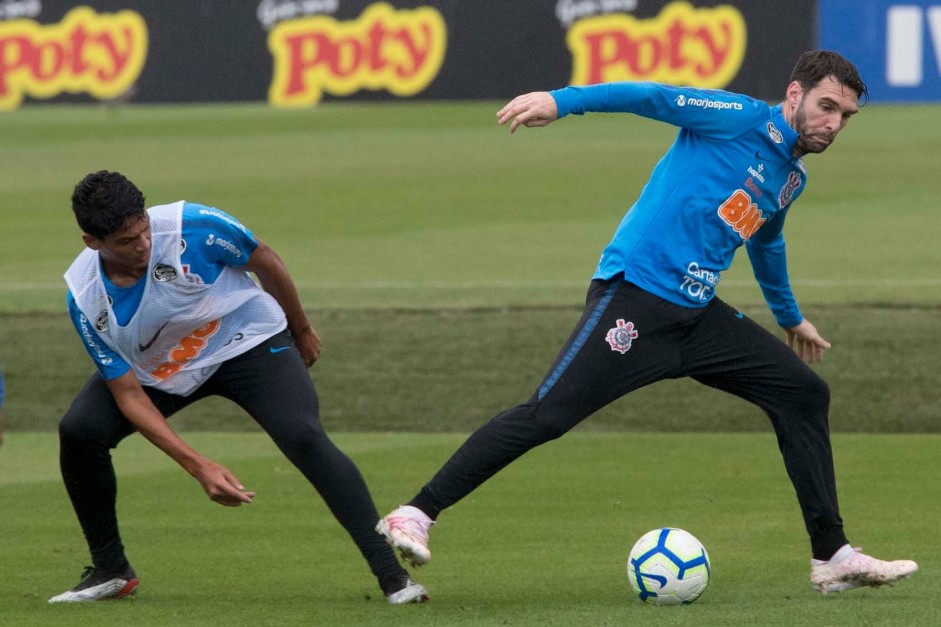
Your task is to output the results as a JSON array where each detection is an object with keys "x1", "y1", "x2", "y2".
[
  {"x1": 411, "y1": 278, "x2": 849, "y2": 560},
  {"x1": 58, "y1": 330, "x2": 404, "y2": 586}
]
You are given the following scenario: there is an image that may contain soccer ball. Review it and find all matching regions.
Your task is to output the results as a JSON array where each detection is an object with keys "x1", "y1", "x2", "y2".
[{"x1": 627, "y1": 528, "x2": 711, "y2": 605}]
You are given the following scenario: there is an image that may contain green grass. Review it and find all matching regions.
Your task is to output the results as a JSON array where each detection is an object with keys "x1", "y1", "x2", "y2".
[
  {"x1": 2, "y1": 303, "x2": 940, "y2": 433},
  {"x1": 2, "y1": 432, "x2": 938, "y2": 627},
  {"x1": 1, "y1": 102, "x2": 940, "y2": 313},
  {"x1": 0, "y1": 101, "x2": 939, "y2": 626}
]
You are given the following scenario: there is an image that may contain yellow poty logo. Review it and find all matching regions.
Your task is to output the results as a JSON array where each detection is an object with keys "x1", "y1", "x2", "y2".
[
  {"x1": 0, "y1": 6, "x2": 148, "y2": 110},
  {"x1": 268, "y1": 2, "x2": 447, "y2": 108},
  {"x1": 567, "y1": 1, "x2": 746, "y2": 88}
]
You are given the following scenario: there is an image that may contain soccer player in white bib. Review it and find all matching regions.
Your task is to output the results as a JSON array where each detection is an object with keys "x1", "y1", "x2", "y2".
[
  {"x1": 377, "y1": 51, "x2": 918, "y2": 595},
  {"x1": 50, "y1": 171, "x2": 428, "y2": 605}
]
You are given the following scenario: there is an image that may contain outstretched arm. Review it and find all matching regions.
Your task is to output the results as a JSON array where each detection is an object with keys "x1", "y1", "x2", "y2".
[
  {"x1": 500, "y1": 83, "x2": 762, "y2": 139},
  {"x1": 105, "y1": 371, "x2": 255, "y2": 506}
]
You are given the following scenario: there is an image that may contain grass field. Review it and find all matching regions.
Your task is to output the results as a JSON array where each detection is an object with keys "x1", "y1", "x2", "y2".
[
  {"x1": 2, "y1": 102, "x2": 940, "y2": 433},
  {"x1": 0, "y1": 101, "x2": 939, "y2": 625},
  {"x1": 2, "y1": 102, "x2": 940, "y2": 313},
  {"x1": 2, "y1": 432, "x2": 939, "y2": 627}
]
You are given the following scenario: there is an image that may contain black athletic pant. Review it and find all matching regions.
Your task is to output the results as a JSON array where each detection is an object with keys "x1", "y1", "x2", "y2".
[
  {"x1": 411, "y1": 277, "x2": 848, "y2": 560},
  {"x1": 59, "y1": 330, "x2": 405, "y2": 588}
]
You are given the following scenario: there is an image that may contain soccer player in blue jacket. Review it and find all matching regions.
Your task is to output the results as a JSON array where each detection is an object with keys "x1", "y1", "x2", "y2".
[{"x1": 378, "y1": 51, "x2": 918, "y2": 594}]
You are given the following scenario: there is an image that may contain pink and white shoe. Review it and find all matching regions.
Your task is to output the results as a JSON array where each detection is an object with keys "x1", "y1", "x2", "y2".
[
  {"x1": 811, "y1": 545, "x2": 918, "y2": 594},
  {"x1": 376, "y1": 505, "x2": 434, "y2": 567}
]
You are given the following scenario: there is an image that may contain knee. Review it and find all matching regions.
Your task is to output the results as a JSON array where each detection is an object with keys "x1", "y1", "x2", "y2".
[
  {"x1": 59, "y1": 406, "x2": 89, "y2": 443},
  {"x1": 793, "y1": 370, "x2": 830, "y2": 414},
  {"x1": 59, "y1": 404, "x2": 120, "y2": 448},
  {"x1": 532, "y1": 404, "x2": 576, "y2": 442},
  {"x1": 276, "y1": 423, "x2": 329, "y2": 462}
]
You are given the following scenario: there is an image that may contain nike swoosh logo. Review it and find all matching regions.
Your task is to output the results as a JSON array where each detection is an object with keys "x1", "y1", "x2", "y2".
[
  {"x1": 138, "y1": 321, "x2": 169, "y2": 352},
  {"x1": 755, "y1": 150, "x2": 768, "y2": 161},
  {"x1": 269, "y1": 346, "x2": 291, "y2": 354},
  {"x1": 735, "y1": 311, "x2": 744, "y2": 319}
]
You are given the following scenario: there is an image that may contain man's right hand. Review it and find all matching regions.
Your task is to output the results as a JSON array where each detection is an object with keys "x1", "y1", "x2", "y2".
[
  {"x1": 497, "y1": 92, "x2": 559, "y2": 133},
  {"x1": 191, "y1": 459, "x2": 255, "y2": 507}
]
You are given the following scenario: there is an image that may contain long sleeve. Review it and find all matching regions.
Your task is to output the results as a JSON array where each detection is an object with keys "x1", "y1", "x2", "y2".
[
  {"x1": 550, "y1": 82, "x2": 764, "y2": 139},
  {"x1": 745, "y1": 207, "x2": 803, "y2": 328}
]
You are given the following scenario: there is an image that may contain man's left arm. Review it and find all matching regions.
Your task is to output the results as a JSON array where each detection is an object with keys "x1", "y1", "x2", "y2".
[
  {"x1": 746, "y1": 210, "x2": 831, "y2": 363},
  {"x1": 243, "y1": 240, "x2": 321, "y2": 366}
]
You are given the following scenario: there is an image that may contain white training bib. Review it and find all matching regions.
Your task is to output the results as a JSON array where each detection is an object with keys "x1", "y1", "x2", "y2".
[{"x1": 65, "y1": 202, "x2": 286, "y2": 395}]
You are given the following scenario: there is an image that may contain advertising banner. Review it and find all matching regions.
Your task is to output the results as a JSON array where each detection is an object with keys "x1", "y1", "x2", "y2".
[
  {"x1": 0, "y1": 0, "x2": 814, "y2": 110},
  {"x1": 819, "y1": 0, "x2": 941, "y2": 102}
]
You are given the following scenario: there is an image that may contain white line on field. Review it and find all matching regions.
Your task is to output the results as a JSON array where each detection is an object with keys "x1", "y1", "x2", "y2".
[{"x1": 2, "y1": 278, "x2": 941, "y2": 291}]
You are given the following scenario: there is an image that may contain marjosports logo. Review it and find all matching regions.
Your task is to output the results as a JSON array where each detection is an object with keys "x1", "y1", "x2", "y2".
[
  {"x1": 605, "y1": 319, "x2": 638, "y2": 354},
  {"x1": 675, "y1": 93, "x2": 743, "y2": 110}
]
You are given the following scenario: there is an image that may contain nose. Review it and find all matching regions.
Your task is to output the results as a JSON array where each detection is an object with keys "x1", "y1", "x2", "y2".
[{"x1": 136, "y1": 233, "x2": 151, "y2": 252}]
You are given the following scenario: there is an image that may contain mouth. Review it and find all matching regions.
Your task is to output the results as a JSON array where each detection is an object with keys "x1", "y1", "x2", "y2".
[{"x1": 799, "y1": 133, "x2": 834, "y2": 153}]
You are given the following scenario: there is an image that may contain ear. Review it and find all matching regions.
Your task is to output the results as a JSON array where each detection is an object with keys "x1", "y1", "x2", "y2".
[
  {"x1": 82, "y1": 233, "x2": 102, "y2": 250},
  {"x1": 785, "y1": 80, "x2": 804, "y2": 106}
]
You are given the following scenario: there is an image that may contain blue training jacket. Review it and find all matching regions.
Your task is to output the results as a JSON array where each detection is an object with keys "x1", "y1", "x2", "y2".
[{"x1": 551, "y1": 82, "x2": 807, "y2": 328}]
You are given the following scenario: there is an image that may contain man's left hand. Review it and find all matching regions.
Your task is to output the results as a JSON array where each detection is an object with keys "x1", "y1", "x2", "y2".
[
  {"x1": 785, "y1": 319, "x2": 831, "y2": 364},
  {"x1": 294, "y1": 325, "x2": 321, "y2": 367}
]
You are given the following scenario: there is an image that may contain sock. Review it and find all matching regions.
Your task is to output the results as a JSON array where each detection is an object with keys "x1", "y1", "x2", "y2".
[
  {"x1": 813, "y1": 543, "x2": 854, "y2": 566},
  {"x1": 406, "y1": 493, "x2": 441, "y2": 521},
  {"x1": 378, "y1": 570, "x2": 409, "y2": 596},
  {"x1": 91, "y1": 538, "x2": 131, "y2": 574}
]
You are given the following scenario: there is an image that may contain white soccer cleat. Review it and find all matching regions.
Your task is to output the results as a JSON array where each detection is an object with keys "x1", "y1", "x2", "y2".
[
  {"x1": 376, "y1": 505, "x2": 434, "y2": 567},
  {"x1": 48, "y1": 565, "x2": 139, "y2": 603},
  {"x1": 810, "y1": 546, "x2": 918, "y2": 594},
  {"x1": 385, "y1": 576, "x2": 430, "y2": 605}
]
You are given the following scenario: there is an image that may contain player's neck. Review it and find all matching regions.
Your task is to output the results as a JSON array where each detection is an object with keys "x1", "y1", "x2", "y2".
[{"x1": 100, "y1": 256, "x2": 148, "y2": 287}]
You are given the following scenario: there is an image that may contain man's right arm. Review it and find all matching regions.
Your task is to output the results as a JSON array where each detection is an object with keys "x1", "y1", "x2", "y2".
[
  {"x1": 67, "y1": 292, "x2": 254, "y2": 506},
  {"x1": 550, "y1": 82, "x2": 761, "y2": 139},
  {"x1": 103, "y1": 371, "x2": 255, "y2": 507}
]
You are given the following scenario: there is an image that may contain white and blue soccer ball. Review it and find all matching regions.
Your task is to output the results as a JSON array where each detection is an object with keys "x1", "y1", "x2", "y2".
[{"x1": 627, "y1": 528, "x2": 711, "y2": 605}]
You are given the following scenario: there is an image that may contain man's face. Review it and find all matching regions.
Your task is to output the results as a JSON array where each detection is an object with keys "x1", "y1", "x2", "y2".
[
  {"x1": 85, "y1": 214, "x2": 152, "y2": 273},
  {"x1": 789, "y1": 75, "x2": 859, "y2": 155}
]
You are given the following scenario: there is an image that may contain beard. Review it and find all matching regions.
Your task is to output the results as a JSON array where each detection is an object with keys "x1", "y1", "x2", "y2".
[{"x1": 793, "y1": 101, "x2": 834, "y2": 155}]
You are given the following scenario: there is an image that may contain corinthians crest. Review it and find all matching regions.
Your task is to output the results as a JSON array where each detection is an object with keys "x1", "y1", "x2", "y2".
[{"x1": 605, "y1": 319, "x2": 638, "y2": 354}]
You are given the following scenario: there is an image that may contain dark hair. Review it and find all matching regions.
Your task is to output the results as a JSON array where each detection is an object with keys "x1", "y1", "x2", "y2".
[
  {"x1": 789, "y1": 50, "x2": 868, "y2": 104},
  {"x1": 71, "y1": 171, "x2": 146, "y2": 239}
]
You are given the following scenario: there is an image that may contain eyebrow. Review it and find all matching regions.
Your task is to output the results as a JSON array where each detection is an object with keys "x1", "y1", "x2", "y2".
[
  {"x1": 115, "y1": 218, "x2": 150, "y2": 242},
  {"x1": 820, "y1": 96, "x2": 858, "y2": 115}
]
